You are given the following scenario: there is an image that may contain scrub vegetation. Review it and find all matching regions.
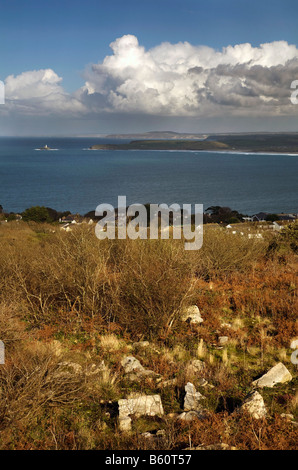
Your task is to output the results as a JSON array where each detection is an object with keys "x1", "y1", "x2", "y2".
[{"x1": 0, "y1": 219, "x2": 297, "y2": 449}]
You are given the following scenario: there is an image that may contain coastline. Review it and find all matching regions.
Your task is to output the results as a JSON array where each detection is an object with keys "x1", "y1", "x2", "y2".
[
  {"x1": 86, "y1": 147, "x2": 298, "y2": 156},
  {"x1": 88, "y1": 136, "x2": 298, "y2": 154}
]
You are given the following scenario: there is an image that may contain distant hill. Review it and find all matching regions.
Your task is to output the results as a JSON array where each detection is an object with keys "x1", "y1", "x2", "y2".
[
  {"x1": 89, "y1": 140, "x2": 229, "y2": 151},
  {"x1": 103, "y1": 131, "x2": 208, "y2": 140}
]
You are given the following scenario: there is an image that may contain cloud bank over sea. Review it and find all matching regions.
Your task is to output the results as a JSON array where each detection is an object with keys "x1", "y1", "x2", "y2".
[{"x1": 1, "y1": 35, "x2": 298, "y2": 133}]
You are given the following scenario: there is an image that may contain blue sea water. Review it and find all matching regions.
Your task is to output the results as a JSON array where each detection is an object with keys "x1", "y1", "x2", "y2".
[{"x1": 0, "y1": 137, "x2": 297, "y2": 215}]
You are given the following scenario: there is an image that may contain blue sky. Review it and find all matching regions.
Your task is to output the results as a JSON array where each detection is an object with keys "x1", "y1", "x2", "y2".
[
  {"x1": 1, "y1": 0, "x2": 298, "y2": 134},
  {"x1": 2, "y1": 0, "x2": 298, "y2": 91}
]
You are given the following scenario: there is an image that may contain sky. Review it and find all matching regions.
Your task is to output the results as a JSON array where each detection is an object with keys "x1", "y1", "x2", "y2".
[{"x1": 0, "y1": 0, "x2": 298, "y2": 135}]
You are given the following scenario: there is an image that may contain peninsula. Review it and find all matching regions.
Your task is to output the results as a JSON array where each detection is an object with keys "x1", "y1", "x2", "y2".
[
  {"x1": 89, "y1": 132, "x2": 298, "y2": 153},
  {"x1": 89, "y1": 140, "x2": 229, "y2": 151}
]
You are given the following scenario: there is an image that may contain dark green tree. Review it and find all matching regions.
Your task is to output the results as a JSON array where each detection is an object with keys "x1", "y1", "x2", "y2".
[
  {"x1": 266, "y1": 214, "x2": 279, "y2": 222},
  {"x1": 22, "y1": 206, "x2": 51, "y2": 223}
]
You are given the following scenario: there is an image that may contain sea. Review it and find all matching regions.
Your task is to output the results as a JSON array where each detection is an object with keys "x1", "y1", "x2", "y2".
[{"x1": 0, "y1": 137, "x2": 297, "y2": 216}]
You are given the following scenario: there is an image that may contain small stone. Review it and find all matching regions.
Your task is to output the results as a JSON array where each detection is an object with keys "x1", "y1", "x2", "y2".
[
  {"x1": 218, "y1": 336, "x2": 229, "y2": 346},
  {"x1": 280, "y1": 413, "x2": 294, "y2": 421},
  {"x1": 181, "y1": 305, "x2": 203, "y2": 324},
  {"x1": 252, "y1": 362, "x2": 292, "y2": 388},
  {"x1": 290, "y1": 338, "x2": 298, "y2": 350},
  {"x1": 121, "y1": 356, "x2": 145, "y2": 374},
  {"x1": 142, "y1": 430, "x2": 166, "y2": 440},
  {"x1": 186, "y1": 359, "x2": 205, "y2": 376},
  {"x1": 220, "y1": 322, "x2": 232, "y2": 329},
  {"x1": 119, "y1": 416, "x2": 132, "y2": 432},
  {"x1": 121, "y1": 356, "x2": 159, "y2": 380},
  {"x1": 177, "y1": 410, "x2": 207, "y2": 422},
  {"x1": 241, "y1": 391, "x2": 267, "y2": 419}
]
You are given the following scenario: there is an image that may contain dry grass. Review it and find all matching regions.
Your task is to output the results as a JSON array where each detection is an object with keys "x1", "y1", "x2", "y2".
[{"x1": 0, "y1": 220, "x2": 297, "y2": 449}]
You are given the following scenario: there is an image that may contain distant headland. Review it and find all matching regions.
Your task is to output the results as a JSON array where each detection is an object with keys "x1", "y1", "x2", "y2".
[
  {"x1": 89, "y1": 140, "x2": 229, "y2": 151},
  {"x1": 89, "y1": 132, "x2": 298, "y2": 153}
]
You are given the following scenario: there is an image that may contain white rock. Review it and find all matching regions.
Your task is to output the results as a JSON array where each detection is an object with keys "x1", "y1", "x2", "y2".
[
  {"x1": 181, "y1": 305, "x2": 203, "y2": 324},
  {"x1": 119, "y1": 416, "x2": 132, "y2": 432},
  {"x1": 121, "y1": 356, "x2": 145, "y2": 374},
  {"x1": 290, "y1": 338, "x2": 298, "y2": 350},
  {"x1": 241, "y1": 391, "x2": 267, "y2": 419},
  {"x1": 184, "y1": 382, "x2": 205, "y2": 412},
  {"x1": 121, "y1": 356, "x2": 158, "y2": 379},
  {"x1": 218, "y1": 336, "x2": 229, "y2": 346},
  {"x1": 220, "y1": 322, "x2": 232, "y2": 329},
  {"x1": 118, "y1": 393, "x2": 164, "y2": 423},
  {"x1": 280, "y1": 413, "x2": 294, "y2": 421},
  {"x1": 252, "y1": 362, "x2": 292, "y2": 388}
]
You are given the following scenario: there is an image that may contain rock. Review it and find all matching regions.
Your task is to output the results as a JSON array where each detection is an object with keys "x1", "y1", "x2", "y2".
[
  {"x1": 181, "y1": 305, "x2": 203, "y2": 324},
  {"x1": 186, "y1": 359, "x2": 205, "y2": 376},
  {"x1": 290, "y1": 338, "x2": 298, "y2": 350},
  {"x1": 280, "y1": 413, "x2": 294, "y2": 421},
  {"x1": 142, "y1": 431, "x2": 154, "y2": 439},
  {"x1": 119, "y1": 416, "x2": 132, "y2": 432},
  {"x1": 252, "y1": 362, "x2": 292, "y2": 388},
  {"x1": 121, "y1": 356, "x2": 158, "y2": 380},
  {"x1": 218, "y1": 336, "x2": 229, "y2": 346},
  {"x1": 241, "y1": 391, "x2": 267, "y2": 419},
  {"x1": 177, "y1": 410, "x2": 207, "y2": 422},
  {"x1": 184, "y1": 382, "x2": 206, "y2": 412},
  {"x1": 118, "y1": 393, "x2": 164, "y2": 431},
  {"x1": 141, "y1": 430, "x2": 166, "y2": 441},
  {"x1": 121, "y1": 356, "x2": 145, "y2": 374},
  {"x1": 220, "y1": 322, "x2": 232, "y2": 329}
]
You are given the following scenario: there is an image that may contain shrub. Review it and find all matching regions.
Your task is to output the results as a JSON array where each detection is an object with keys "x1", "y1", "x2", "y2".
[
  {"x1": 22, "y1": 206, "x2": 52, "y2": 223},
  {"x1": 192, "y1": 227, "x2": 264, "y2": 278},
  {"x1": 110, "y1": 238, "x2": 196, "y2": 339}
]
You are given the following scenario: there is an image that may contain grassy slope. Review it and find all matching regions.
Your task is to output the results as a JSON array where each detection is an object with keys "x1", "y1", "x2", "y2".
[{"x1": 0, "y1": 221, "x2": 297, "y2": 450}]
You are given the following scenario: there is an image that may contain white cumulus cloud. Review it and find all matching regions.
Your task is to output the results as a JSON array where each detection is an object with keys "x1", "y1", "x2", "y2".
[
  {"x1": 4, "y1": 69, "x2": 86, "y2": 115},
  {"x1": 2, "y1": 35, "x2": 298, "y2": 120},
  {"x1": 81, "y1": 35, "x2": 298, "y2": 117}
]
